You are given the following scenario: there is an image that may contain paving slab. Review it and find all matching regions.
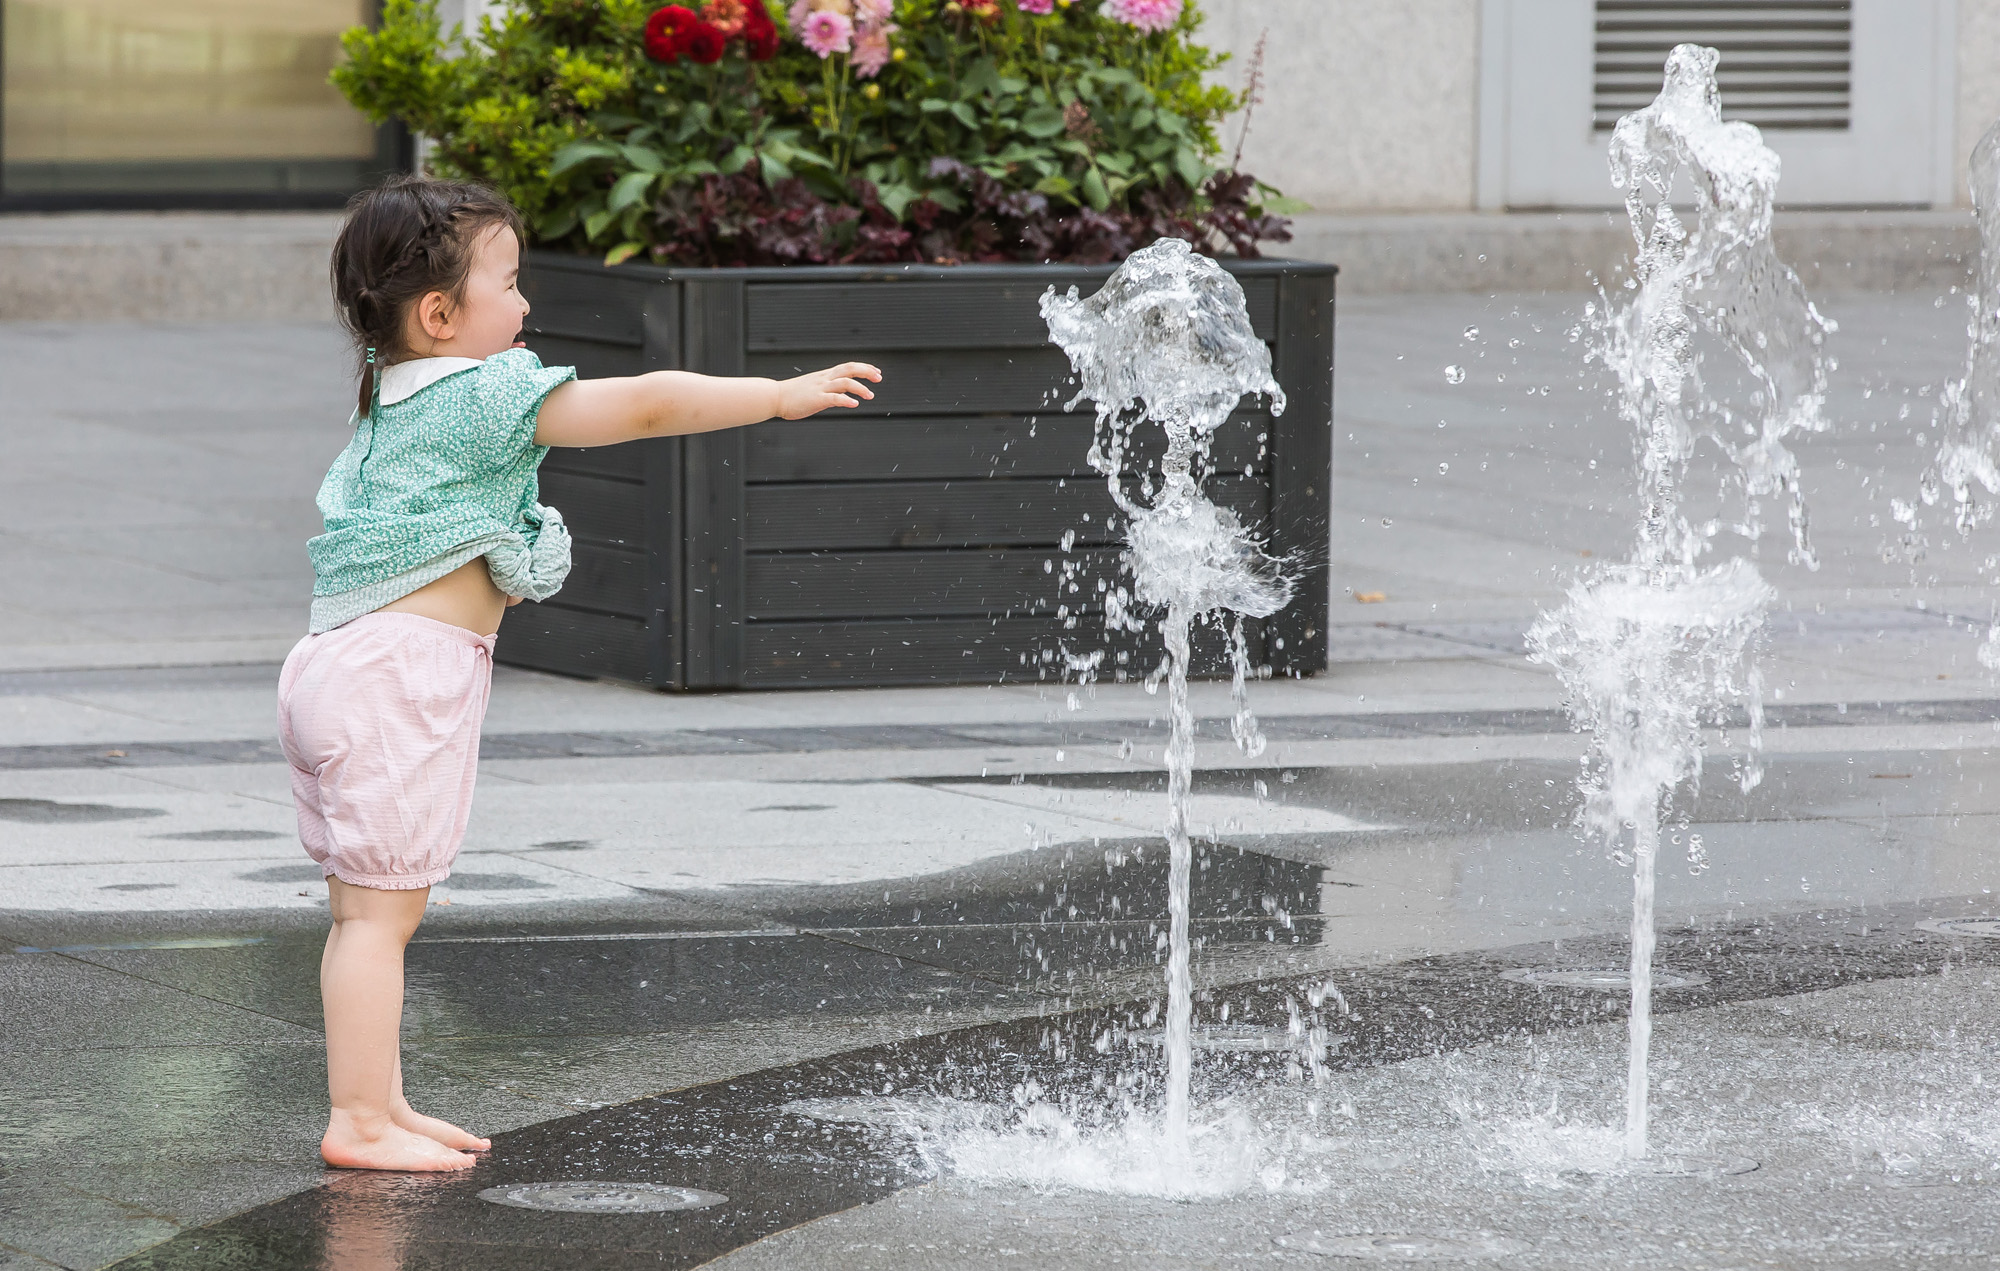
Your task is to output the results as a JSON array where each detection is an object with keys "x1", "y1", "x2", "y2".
[{"x1": 8, "y1": 294, "x2": 2000, "y2": 1269}]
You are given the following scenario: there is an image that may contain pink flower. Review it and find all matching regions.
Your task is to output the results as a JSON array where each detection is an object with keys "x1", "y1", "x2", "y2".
[
  {"x1": 1017, "y1": 0, "x2": 1054, "y2": 12},
  {"x1": 851, "y1": 23, "x2": 895, "y2": 75},
  {"x1": 799, "y1": 8, "x2": 854, "y2": 55},
  {"x1": 855, "y1": 0, "x2": 894, "y2": 23},
  {"x1": 789, "y1": 0, "x2": 850, "y2": 24},
  {"x1": 1103, "y1": 0, "x2": 1180, "y2": 33}
]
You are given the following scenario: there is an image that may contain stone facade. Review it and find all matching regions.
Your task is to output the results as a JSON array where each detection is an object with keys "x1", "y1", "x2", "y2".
[{"x1": 1202, "y1": 0, "x2": 2000, "y2": 213}]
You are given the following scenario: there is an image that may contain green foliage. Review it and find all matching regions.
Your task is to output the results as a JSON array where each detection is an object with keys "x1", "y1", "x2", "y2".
[{"x1": 334, "y1": 0, "x2": 1281, "y2": 262}]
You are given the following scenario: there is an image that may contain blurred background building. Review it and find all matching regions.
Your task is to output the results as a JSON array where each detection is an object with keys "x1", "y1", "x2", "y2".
[
  {"x1": 0, "y1": 0, "x2": 1989, "y2": 308},
  {"x1": 0, "y1": 0, "x2": 399, "y2": 205}
]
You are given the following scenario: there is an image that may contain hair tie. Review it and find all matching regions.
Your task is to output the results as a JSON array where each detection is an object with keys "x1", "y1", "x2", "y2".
[{"x1": 366, "y1": 347, "x2": 376, "y2": 365}]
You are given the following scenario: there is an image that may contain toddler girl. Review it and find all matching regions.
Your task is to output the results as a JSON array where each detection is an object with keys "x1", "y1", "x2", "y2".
[{"x1": 280, "y1": 175, "x2": 880, "y2": 1171}]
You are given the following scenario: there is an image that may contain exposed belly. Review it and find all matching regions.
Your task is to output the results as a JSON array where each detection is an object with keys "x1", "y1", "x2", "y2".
[{"x1": 376, "y1": 556, "x2": 515, "y2": 636}]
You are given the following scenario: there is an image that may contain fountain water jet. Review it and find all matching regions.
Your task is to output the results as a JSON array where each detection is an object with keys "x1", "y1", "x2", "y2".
[
  {"x1": 1924, "y1": 116, "x2": 2000, "y2": 667},
  {"x1": 1525, "y1": 44, "x2": 1833, "y2": 1162},
  {"x1": 1043, "y1": 237, "x2": 1291, "y2": 1161}
]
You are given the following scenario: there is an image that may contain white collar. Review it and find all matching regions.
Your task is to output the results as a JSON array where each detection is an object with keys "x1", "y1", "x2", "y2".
[{"x1": 378, "y1": 356, "x2": 483, "y2": 405}]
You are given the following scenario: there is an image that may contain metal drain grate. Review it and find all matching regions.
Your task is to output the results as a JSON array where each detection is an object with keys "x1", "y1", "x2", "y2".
[
  {"x1": 1500, "y1": 968, "x2": 1709, "y2": 991},
  {"x1": 478, "y1": 1181, "x2": 726, "y2": 1213},
  {"x1": 1916, "y1": 917, "x2": 2000, "y2": 939},
  {"x1": 1274, "y1": 1232, "x2": 1530, "y2": 1261}
]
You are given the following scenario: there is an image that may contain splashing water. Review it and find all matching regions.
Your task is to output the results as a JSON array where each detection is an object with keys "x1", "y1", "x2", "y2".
[
  {"x1": 1929, "y1": 118, "x2": 2000, "y2": 529},
  {"x1": 1525, "y1": 44, "x2": 1832, "y2": 1161},
  {"x1": 1042, "y1": 237, "x2": 1292, "y2": 1163},
  {"x1": 1925, "y1": 116, "x2": 2000, "y2": 667}
]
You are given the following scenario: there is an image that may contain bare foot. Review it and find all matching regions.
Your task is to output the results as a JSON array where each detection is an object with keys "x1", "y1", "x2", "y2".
[
  {"x1": 322, "y1": 1112, "x2": 476, "y2": 1171},
  {"x1": 393, "y1": 1101, "x2": 491, "y2": 1152}
]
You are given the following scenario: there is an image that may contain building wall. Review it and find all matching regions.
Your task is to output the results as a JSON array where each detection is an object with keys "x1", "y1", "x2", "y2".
[
  {"x1": 1202, "y1": 0, "x2": 2000, "y2": 212},
  {"x1": 1197, "y1": 0, "x2": 1479, "y2": 213},
  {"x1": 1958, "y1": 0, "x2": 2000, "y2": 204}
]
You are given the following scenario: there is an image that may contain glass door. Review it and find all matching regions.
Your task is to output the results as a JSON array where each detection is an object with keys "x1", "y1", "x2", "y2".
[{"x1": 1, "y1": 0, "x2": 402, "y2": 205}]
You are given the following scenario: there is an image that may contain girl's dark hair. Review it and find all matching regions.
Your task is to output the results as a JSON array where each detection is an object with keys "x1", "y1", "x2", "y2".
[{"x1": 330, "y1": 175, "x2": 525, "y2": 418}]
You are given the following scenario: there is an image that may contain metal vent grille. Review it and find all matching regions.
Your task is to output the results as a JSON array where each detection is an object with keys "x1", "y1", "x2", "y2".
[{"x1": 1594, "y1": 1, "x2": 1852, "y2": 131}]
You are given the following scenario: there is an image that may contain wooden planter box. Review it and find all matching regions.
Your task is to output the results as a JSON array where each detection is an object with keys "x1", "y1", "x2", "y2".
[{"x1": 500, "y1": 252, "x2": 1335, "y2": 690}]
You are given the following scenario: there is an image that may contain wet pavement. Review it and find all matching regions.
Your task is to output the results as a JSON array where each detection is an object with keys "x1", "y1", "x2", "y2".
[{"x1": 8, "y1": 292, "x2": 2000, "y2": 1269}]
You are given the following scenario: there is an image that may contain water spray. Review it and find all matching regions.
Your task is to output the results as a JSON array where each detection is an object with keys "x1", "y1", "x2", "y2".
[
  {"x1": 1526, "y1": 44, "x2": 1834, "y2": 1162},
  {"x1": 1924, "y1": 116, "x2": 2000, "y2": 668},
  {"x1": 1044, "y1": 238, "x2": 1292, "y2": 1159}
]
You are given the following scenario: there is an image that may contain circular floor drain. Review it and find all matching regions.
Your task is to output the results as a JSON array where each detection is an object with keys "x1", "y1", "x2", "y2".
[
  {"x1": 478, "y1": 1181, "x2": 726, "y2": 1213},
  {"x1": 1274, "y1": 1232, "x2": 1529, "y2": 1261},
  {"x1": 1916, "y1": 916, "x2": 2000, "y2": 939},
  {"x1": 1499, "y1": 968, "x2": 1708, "y2": 991}
]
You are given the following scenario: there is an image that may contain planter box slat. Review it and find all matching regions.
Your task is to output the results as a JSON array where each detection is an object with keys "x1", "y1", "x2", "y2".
[
  {"x1": 745, "y1": 547, "x2": 1126, "y2": 621},
  {"x1": 500, "y1": 602, "x2": 652, "y2": 684},
  {"x1": 544, "y1": 446, "x2": 643, "y2": 481},
  {"x1": 527, "y1": 334, "x2": 655, "y2": 379},
  {"x1": 558, "y1": 543, "x2": 651, "y2": 617},
  {"x1": 743, "y1": 278, "x2": 1279, "y2": 352},
  {"x1": 742, "y1": 476, "x2": 1266, "y2": 553},
  {"x1": 680, "y1": 277, "x2": 751, "y2": 689},
  {"x1": 541, "y1": 471, "x2": 648, "y2": 547},
  {"x1": 1267, "y1": 272, "x2": 1336, "y2": 662},
  {"x1": 518, "y1": 269, "x2": 654, "y2": 346},
  {"x1": 743, "y1": 348, "x2": 1081, "y2": 415},
  {"x1": 743, "y1": 415, "x2": 1267, "y2": 483},
  {"x1": 501, "y1": 251, "x2": 1334, "y2": 690},
  {"x1": 742, "y1": 615, "x2": 1261, "y2": 687}
]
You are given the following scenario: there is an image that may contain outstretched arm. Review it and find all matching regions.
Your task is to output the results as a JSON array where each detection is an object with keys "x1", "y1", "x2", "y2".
[{"x1": 532, "y1": 361, "x2": 882, "y2": 448}]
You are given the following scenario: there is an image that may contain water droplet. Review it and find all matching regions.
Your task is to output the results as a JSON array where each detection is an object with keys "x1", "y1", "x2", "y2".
[
  {"x1": 1444, "y1": 365, "x2": 1466, "y2": 385},
  {"x1": 1462, "y1": 325, "x2": 1479, "y2": 340},
  {"x1": 1438, "y1": 462, "x2": 1449, "y2": 474}
]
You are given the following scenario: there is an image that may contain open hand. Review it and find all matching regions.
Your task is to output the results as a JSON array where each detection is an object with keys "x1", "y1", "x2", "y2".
[{"x1": 778, "y1": 362, "x2": 882, "y2": 419}]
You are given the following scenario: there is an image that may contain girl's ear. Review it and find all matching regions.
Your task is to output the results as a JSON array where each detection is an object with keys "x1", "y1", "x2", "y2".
[{"x1": 416, "y1": 290, "x2": 456, "y2": 343}]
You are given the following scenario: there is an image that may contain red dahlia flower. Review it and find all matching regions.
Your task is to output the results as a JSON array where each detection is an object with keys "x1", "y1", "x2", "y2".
[
  {"x1": 643, "y1": 5, "x2": 702, "y2": 60},
  {"x1": 683, "y1": 19, "x2": 728, "y2": 61},
  {"x1": 742, "y1": 3, "x2": 780, "y2": 60}
]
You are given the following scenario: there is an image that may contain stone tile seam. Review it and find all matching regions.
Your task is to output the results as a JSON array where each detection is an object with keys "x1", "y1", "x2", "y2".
[
  {"x1": 802, "y1": 928, "x2": 1047, "y2": 995},
  {"x1": 6, "y1": 696, "x2": 2000, "y2": 771},
  {"x1": 35, "y1": 947, "x2": 325, "y2": 1042},
  {"x1": 0, "y1": 1237, "x2": 67, "y2": 1271}
]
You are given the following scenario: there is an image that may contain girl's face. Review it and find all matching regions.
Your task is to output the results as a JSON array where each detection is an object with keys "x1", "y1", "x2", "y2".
[{"x1": 407, "y1": 223, "x2": 531, "y2": 360}]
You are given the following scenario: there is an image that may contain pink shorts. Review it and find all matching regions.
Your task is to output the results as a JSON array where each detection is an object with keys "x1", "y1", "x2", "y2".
[{"x1": 276, "y1": 612, "x2": 496, "y2": 890}]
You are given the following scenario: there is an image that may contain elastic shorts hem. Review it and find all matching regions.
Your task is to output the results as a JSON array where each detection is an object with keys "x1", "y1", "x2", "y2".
[{"x1": 322, "y1": 862, "x2": 452, "y2": 891}]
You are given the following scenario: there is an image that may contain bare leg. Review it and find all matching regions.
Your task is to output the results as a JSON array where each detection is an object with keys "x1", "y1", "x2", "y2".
[
  {"x1": 319, "y1": 876, "x2": 475, "y2": 1171},
  {"x1": 391, "y1": 1055, "x2": 489, "y2": 1151}
]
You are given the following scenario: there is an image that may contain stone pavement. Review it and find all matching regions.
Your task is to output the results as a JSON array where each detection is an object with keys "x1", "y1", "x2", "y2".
[{"x1": 7, "y1": 292, "x2": 2000, "y2": 1269}]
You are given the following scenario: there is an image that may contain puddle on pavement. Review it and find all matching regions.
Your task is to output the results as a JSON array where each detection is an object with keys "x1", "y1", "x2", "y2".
[{"x1": 0, "y1": 797, "x2": 164, "y2": 822}]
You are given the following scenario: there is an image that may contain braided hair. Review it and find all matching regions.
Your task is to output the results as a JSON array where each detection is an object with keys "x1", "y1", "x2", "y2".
[{"x1": 329, "y1": 176, "x2": 525, "y2": 420}]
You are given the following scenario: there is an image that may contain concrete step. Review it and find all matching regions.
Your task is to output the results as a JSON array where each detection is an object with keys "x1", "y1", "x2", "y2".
[
  {"x1": 0, "y1": 212, "x2": 341, "y2": 322},
  {"x1": 1283, "y1": 208, "x2": 1979, "y2": 295}
]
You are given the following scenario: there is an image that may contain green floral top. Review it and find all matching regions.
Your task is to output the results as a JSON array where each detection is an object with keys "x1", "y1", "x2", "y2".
[{"x1": 307, "y1": 348, "x2": 577, "y2": 633}]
